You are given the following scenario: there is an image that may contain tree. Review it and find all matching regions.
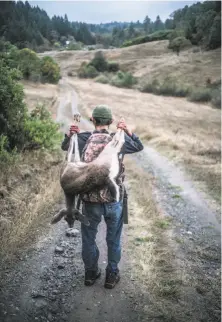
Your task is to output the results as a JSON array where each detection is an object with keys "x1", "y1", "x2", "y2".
[
  {"x1": 128, "y1": 23, "x2": 135, "y2": 38},
  {"x1": 154, "y1": 15, "x2": 164, "y2": 31},
  {"x1": 165, "y1": 19, "x2": 174, "y2": 30},
  {"x1": 207, "y1": 15, "x2": 221, "y2": 49},
  {"x1": 143, "y1": 15, "x2": 151, "y2": 33},
  {"x1": 89, "y1": 51, "x2": 108, "y2": 72}
]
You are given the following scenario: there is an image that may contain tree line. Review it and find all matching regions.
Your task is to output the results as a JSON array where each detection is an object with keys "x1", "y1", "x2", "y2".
[{"x1": 0, "y1": 1, "x2": 220, "y2": 51}]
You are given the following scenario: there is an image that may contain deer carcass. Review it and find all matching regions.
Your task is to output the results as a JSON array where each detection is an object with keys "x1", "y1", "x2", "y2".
[{"x1": 51, "y1": 114, "x2": 125, "y2": 228}]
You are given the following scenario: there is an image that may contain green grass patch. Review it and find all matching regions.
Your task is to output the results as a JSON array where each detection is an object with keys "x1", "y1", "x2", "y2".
[
  {"x1": 155, "y1": 218, "x2": 172, "y2": 229},
  {"x1": 172, "y1": 194, "x2": 181, "y2": 199}
]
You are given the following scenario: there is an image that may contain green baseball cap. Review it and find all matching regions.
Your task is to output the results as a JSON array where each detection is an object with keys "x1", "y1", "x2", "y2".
[{"x1": 92, "y1": 105, "x2": 112, "y2": 119}]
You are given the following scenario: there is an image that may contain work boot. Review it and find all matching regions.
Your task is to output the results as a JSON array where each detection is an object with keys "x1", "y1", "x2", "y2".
[
  {"x1": 104, "y1": 270, "x2": 120, "y2": 289},
  {"x1": 84, "y1": 268, "x2": 101, "y2": 286}
]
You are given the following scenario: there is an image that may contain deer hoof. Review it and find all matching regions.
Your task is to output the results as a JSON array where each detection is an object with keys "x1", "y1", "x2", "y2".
[
  {"x1": 64, "y1": 215, "x2": 75, "y2": 228},
  {"x1": 51, "y1": 208, "x2": 66, "y2": 224},
  {"x1": 73, "y1": 209, "x2": 90, "y2": 226}
]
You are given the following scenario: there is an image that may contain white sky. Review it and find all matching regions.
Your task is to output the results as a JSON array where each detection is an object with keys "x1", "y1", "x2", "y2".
[{"x1": 30, "y1": 1, "x2": 201, "y2": 23}]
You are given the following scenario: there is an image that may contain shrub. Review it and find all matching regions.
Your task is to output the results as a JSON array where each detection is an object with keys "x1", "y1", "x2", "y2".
[
  {"x1": 141, "y1": 78, "x2": 189, "y2": 97},
  {"x1": 40, "y1": 56, "x2": 60, "y2": 84},
  {"x1": 68, "y1": 42, "x2": 82, "y2": 50},
  {"x1": 188, "y1": 88, "x2": 212, "y2": 102},
  {"x1": 159, "y1": 78, "x2": 189, "y2": 97},
  {"x1": 78, "y1": 64, "x2": 99, "y2": 78},
  {"x1": 111, "y1": 71, "x2": 137, "y2": 88},
  {"x1": 168, "y1": 37, "x2": 192, "y2": 55},
  {"x1": 141, "y1": 79, "x2": 160, "y2": 94},
  {"x1": 0, "y1": 135, "x2": 19, "y2": 168},
  {"x1": 89, "y1": 51, "x2": 108, "y2": 72},
  {"x1": 0, "y1": 62, "x2": 27, "y2": 151},
  {"x1": 168, "y1": 29, "x2": 185, "y2": 41},
  {"x1": 24, "y1": 105, "x2": 62, "y2": 150},
  {"x1": 16, "y1": 48, "x2": 41, "y2": 80},
  {"x1": 107, "y1": 61, "x2": 119, "y2": 72},
  {"x1": 95, "y1": 74, "x2": 110, "y2": 84}
]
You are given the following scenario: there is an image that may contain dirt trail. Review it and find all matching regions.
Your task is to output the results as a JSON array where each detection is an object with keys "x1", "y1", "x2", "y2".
[
  {"x1": 0, "y1": 78, "x2": 221, "y2": 322},
  {"x1": 0, "y1": 80, "x2": 141, "y2": 322}
]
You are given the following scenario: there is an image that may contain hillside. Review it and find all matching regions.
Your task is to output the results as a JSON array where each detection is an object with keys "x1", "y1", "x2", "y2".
[{"x1": 41, "y1": 40, "x2": 221, "y2": 88}]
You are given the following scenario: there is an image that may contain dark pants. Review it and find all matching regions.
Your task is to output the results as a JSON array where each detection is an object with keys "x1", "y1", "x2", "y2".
[{"x1": 81, "y1": 201, "x2": 123, "y2": 273}]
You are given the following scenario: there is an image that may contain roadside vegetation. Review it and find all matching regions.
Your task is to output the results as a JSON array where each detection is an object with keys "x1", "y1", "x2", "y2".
[
  {"x1": 0, "y1": 40, "x2": 61, "y2": 83},
  {"x1": 140, "y1": 77, "x2": 221, "y2": 109},
  {"x1": 0, "y1": 41, "x2": 63, "y2": 265},
  {"x1": 77, "y1": 51, "x2": 137, "y2": 88}
]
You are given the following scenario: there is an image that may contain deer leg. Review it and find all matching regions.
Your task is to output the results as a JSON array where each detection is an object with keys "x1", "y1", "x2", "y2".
[
  {"x1": 107, "y1": 177, "x2": 120, "y2": 202},
  {"x1": 51, "y1": 208, "x2": 67, "y2": 225},
  {"x1": 64, "y1": 193, "x2": 76, "y2": 227},
  {"x1": 73, "y1": 195, "x2": 90, "y2": 226}
]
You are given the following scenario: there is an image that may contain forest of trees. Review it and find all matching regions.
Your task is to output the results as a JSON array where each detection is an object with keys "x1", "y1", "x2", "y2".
[{"x1": 0, "y1": 1, "x2": 221, "y2": 51}]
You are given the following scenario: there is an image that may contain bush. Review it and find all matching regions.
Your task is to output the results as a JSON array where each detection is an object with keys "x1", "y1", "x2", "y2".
[
  {"x1": 121, "y1": 30, "x2": 174, "y2": 47},
  {"x1": 0, "y1": 135, "x2": 19, "y2": 167},
  {"x1": 68, "y1": 42, "x2": 82, "y2": 50},
  {"x1": 24, "y1": 105, "x2": 62, "y2": 150},
  {"x1": 40, "y1": 56, "x2": 61, "y2": 84},
  {"x1": 78, "y1": 64, "x2": 99, "y2": 78},
  {"x1": 107, "y1": 61, "x2": 119, "y2": 72},
  {"x1": 16, "y1": 48, "x2": 41, "y2": 80},
  {"x1": 168, "y1": 29, "x2": 185, "y2": 41},
  {"x1": 89, "y1": 51, "x2": 108, "y2": 72},
  {"x1": 168, "y1": 37, "x2": 192, "y2": 55},
  {"x1": 141, "y1": 77, "x2": 189, "y2": 97},
  {"x1": 95, "y1": 74, "x2": 110, "y2": 84},
  {"x1": 111, "y1": 71, "x2": 137, "y2": 88},
  {"x1": 0, "y1": 62, "x2": 27, "y2": 151},
  {"x1": 188, "y1": 88, "x2": 212, "y2": 102}
]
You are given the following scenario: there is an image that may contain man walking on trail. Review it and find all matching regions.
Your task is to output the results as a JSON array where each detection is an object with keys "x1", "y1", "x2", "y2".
[{"x1": 61, "y1": 105, "x2": 143, "y2": 289}]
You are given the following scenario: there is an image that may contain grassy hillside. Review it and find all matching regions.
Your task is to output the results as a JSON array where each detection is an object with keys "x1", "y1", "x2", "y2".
[{"x1": 46, "y1": 40, "x2": 221, "y2": 90}]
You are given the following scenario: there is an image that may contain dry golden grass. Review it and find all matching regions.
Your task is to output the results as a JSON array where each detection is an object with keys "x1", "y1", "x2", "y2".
[
  {"x1": 0, "y1": 149, "x2": 63, "y2": 265},
  {"x1": 124, "y1": 158, "x2": 192, "y2": 321},
  {"x1": 22, "y1": 80, "x2": 59, "y2": 118},
  {"x1": 69, "y1": 77, "x2": 221, "y2": 203}
]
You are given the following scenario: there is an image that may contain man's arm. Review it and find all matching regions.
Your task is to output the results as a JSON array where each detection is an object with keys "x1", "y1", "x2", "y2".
[
  {"x1": 123, "y1": 132, "x2": 144, "y2": 154},
  {"x1": 116, "y1": 119, "x2": 144, "y2": 154},
  {"x1": 61, "y1": 132, "x2": 91, "y2": 156}
]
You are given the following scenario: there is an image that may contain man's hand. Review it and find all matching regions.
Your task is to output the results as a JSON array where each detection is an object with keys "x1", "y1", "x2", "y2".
[
  {"x1": 117, "y1": 120, "x2": 132, "y2": 136},
  {"x1": 68, "y1": 125, "x2": 80, "y2": 137}
]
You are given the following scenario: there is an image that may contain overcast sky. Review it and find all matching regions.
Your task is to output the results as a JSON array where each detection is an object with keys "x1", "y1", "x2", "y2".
[{"x1": 30, "y1": 1, "x2": 200, "y2": 24}]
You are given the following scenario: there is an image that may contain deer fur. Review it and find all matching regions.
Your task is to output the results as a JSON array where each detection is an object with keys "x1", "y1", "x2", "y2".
[{"x1": 51, "y1": 126, "x2": 125, "y2": 228}]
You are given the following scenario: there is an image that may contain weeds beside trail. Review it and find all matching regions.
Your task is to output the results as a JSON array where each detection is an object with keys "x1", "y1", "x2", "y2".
[
  {"x1": 125, "y1": 158, "x2": 185, "y2": 321},
  {"x1": 0, "y1": 149, "x2": 63, "y2": 267}
]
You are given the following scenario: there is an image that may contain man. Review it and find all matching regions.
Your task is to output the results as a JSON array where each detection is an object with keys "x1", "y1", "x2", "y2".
[{"x1": 61, "y1": 105, "x2": 143, "y2": 289}]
